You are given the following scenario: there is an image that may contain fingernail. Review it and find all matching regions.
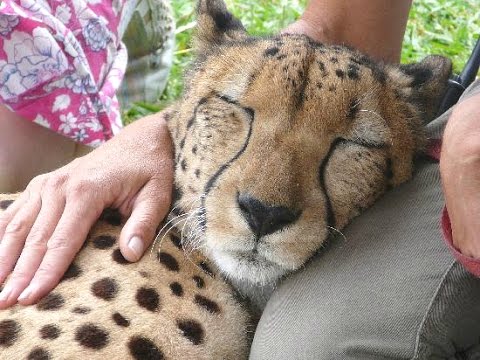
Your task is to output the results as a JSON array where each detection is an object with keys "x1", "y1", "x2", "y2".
[
  {"x1": 128, "y1": 236, "x2": 144, "y2": 261},
  {"x1": 18, "y1": 286, "x2": 32, "y2": 302},
  {"x1": 0, "y1": 285, "x2": 12, "y2": 302}
]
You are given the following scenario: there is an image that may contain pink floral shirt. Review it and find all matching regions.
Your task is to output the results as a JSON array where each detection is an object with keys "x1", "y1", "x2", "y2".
[{"x1": 0, "y1": 0, "x2": 131, "y2": 146}]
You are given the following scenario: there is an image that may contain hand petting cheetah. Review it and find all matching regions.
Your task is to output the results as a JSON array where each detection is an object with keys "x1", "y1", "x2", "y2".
[{"x1": 0, "y1": 0, "x2": 451, "y2": 359}]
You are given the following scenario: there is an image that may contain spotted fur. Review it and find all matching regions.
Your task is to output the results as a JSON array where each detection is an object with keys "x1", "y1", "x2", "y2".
[
  {"x1": 0, "y1": 0, "x2": 451, "y2": 358},
  {"x1": 0, "y1": 201, "x2": 250, "y2": 359}
]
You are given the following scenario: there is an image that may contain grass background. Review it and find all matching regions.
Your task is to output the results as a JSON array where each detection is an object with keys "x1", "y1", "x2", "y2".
[{"x1": 123, "y1": 0, "x2": 480, "y2": 122}]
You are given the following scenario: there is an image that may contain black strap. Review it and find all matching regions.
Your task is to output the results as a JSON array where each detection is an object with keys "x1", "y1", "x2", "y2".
[{"x1": 436, "y1": 36, "x2": 480, "y2": 116}]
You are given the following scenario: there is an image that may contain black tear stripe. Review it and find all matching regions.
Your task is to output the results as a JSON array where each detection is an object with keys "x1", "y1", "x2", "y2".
[
  {"x1": 187, "y1": 97, "x2": 208, "y2": 130},
  {"x1": 319, "y1": 137, "x2": 388, "y2": 228},
  {"x1": 318, "y1": 139, "x2": 340, "y2": 228},
  {"x1": 215, "y1": 94, "x2": 255, "y2": 120},
  {"x1": 199, "y1": 94, "x2": 255, "y2": 228}
]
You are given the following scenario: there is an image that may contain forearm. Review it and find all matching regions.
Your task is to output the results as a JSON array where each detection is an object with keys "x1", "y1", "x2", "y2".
[
  {"x1": 112, "y1": 107, "x2": 175, "y2": 148},
  {"x1": 0, "y1": 105, "x2": 81, "y2": 191},
  {"x1": 299, "y1": 0, "x2": 412, "y2": 63}
]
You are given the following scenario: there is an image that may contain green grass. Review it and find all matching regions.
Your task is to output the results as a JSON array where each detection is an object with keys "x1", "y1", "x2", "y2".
[
  {"x1": 403, "y1": 0, "x2": 480, "y2": 71},
  {"x1": 123, "y1": 0, "x2": 479, "y2": 122}
]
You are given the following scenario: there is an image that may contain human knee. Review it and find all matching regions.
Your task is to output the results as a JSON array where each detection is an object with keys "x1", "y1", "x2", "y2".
[{"x1": 250, "y1": 294, "x2": 354, "y2": 359}]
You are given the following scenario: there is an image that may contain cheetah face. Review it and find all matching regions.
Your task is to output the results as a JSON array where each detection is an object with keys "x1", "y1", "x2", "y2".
[{"x1": 169, "y1": 0, "x2": 451, "y2": 285}]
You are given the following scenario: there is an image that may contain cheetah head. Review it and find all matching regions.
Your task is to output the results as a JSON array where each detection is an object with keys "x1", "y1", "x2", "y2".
[{"x1": 167, "y1": 0, "x2": 452, "y2": 285}]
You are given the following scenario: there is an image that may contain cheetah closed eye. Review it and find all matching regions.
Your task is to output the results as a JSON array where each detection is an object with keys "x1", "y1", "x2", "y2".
[{"x1": 0, "y1": 0, "x2": 451, "y2": 359}]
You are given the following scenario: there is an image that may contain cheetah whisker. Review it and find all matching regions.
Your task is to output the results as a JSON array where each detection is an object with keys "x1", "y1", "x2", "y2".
[
  {"x1": 183, "y1": 212, "x2": 206, "y2": 253},
  {"x1": 358, "y1": 109, "x2": 386, "y2": 123},
  {"x1": 180, "y1": 207, "x2": 202, "y2": 245},
  {"x1": 166, "y1": 193, "x2": 202, "y2": 219},
  {"x1": 326, "y1": 225, "x2": 347, "y2": 242},
  {"x1": 151, "y1": 213, "x2": 191, "y2": 255}
]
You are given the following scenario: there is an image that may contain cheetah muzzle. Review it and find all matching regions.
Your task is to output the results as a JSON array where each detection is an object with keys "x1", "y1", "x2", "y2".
[{"x1": 0, "y1": 0, "x2": 451, "y2": 358}]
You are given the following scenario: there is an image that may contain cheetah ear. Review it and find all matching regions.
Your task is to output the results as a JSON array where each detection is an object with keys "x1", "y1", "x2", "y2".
[
  {"x1": 194, "y1": 0, "x2": 248, "y2": 53},
  {"x1": 389, "y1": 55, "x2": 452, "y2": 123}
]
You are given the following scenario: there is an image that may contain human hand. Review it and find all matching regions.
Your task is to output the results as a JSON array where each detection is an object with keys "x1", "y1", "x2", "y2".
[
  {"x1": 441, "y1": 93, "x2": 480, "y2": 259},
  {"x1": 0, "y1": 111, "x2": 174, "y2": 308}
]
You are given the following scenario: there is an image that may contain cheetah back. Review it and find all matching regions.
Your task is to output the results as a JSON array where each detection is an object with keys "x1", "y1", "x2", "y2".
[{"x1": 0, "y1": 196, "x2": 251, "y2": 360}]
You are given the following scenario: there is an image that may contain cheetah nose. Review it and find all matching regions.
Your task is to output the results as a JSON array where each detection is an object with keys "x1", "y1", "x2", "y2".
[{"x1": 237, "y1": 193, "x2": 301, "y2": 238}]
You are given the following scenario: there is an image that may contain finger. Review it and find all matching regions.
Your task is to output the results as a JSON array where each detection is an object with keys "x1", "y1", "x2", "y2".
[
  {"x1": 0, "y1": 192, "x2": 30, "y2": 241},
  {"x1": 0, "y1": 191, "x2": 41, "y2": 281},
  {"x1": 0, "y1": 175, "x2": 47, "y2": 241},
  {"x1": 16, "y1": 197, "x2": 102, "y2": 305},
  {"x1": 119, "y1": 180, "x2": 172, "y2": 262},
  {"x1": 0, "y1": 192, "x2": 41, "y2": 305},
  {"x1": 1, "y1": 193, "x2": 65, "y2": 308}
]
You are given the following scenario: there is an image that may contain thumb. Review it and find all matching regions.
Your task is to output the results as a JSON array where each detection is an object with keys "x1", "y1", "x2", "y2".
[{"x1": 119, "y1": 180, "x2": 172, "y2": 262}]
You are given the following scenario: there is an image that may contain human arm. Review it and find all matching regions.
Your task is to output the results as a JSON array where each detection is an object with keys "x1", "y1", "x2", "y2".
[
  {"x1": 284, "y1": 0, "x2": 412, "y2": 63},
  {"x1": 0, "y1": 111, "x2": 174, "y2": 308}
]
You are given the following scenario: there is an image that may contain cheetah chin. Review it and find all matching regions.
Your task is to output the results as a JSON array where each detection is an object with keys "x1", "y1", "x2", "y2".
[{"x1": 0, "y1": 0, "x2": 451, "y2": 358}]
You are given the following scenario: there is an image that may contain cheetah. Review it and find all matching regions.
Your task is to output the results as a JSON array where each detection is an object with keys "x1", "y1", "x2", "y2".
[{"x1": 0, "y1": 0, "x2": 451, "y2": 358}]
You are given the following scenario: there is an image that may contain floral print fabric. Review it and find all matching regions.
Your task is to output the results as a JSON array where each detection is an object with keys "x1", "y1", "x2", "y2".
[{"x1": 0, "y1": 0, "x2": 131, "y2": 146}]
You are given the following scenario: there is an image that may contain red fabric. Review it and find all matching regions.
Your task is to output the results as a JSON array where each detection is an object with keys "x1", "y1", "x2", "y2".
[
  {"x1": 428, "y1": 138, "x2": 480, "y2": 277},
  {"x1": 442, "y1": 208, "x2": 480, "y2": 277},
  {"x1": 426, "y1": 138, "x2": 442, "y2": 161}
]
